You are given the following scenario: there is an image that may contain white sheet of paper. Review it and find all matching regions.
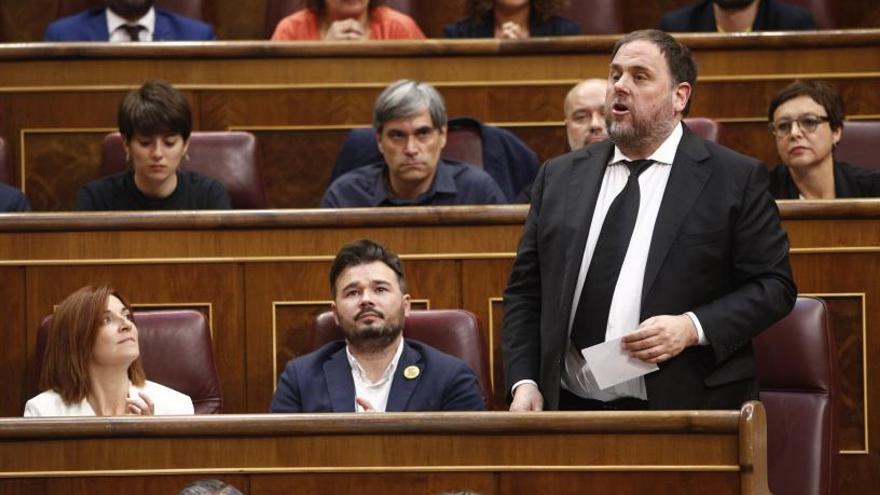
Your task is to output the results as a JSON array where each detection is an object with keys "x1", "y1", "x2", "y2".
[{"x1": 581, "y1": 336, "x2": 659, "y2": 390}]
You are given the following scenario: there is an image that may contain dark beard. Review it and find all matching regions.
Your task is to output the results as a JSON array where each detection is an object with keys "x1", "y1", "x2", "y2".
[
  {"x1": 106, "y1": 0, "x2": 153, "y2": 19},
  {"x1": 345, "y1": 320, "x2": 403, "y2": 354},
  {"x1": 607, "y1": 113, "x2": 675, "y2": 153},
  {"x1": 713, "y1": 0, "x2": 756, "y2": 11}
]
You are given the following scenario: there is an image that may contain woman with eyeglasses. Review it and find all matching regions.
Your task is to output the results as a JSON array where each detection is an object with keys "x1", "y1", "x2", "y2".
[{"x1": 767, "y1": 80, "x2": 880, "y2": 199}]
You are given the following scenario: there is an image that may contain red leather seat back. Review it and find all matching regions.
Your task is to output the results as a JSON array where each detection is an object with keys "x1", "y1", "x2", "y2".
[
  {"x1": 313, "y1": 309, "x2": 493, "y2": 409},
  {"x1": 835, "y1": 120, "x2": 880, "y2": 170},
  {"x1": 56, "y1": 0, "x2": 204, "y2": 19},
  {"x1": 782, "y1": 0, "x2": 838, "y2": 29},
  {"x1": 101, "y1": 131, "x2": 268, "y2": 208},
  {"x1": 683, "y1": 117, "x2": 722, "y2": 142},
  {"x1": 445, "y1": 123, "x2": 483, "y2": 167},
  {"x1": 754, "y1": 297, "x2": 839, "y2": 495},
  {"x1": 0, "y1": 137, "x2": 11, "y2": 185},
  {"x1": 35, "y1": 309, "x2": 223, "y2": 414},
  {"x1": 560, "y1": 0, "x2": 624, "y2": 34}
]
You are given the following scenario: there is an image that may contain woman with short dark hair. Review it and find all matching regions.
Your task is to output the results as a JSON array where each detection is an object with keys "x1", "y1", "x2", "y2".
[
  {"x1": 444, "y1": 0, "x2": 580, "y2": 39},
  {"x1": 76, "y1": 80, "x2": 231, "y2": 210},
  {"x1": 25, "y1": 285, "x2": 193, "y2": 416},
  {"x1": 767, "y1": 80, "x2": 880, "y2": 199}
]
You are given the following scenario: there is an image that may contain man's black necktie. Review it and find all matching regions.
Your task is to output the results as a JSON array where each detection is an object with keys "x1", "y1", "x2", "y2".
[
  {"x1": 120, "y1": 24, "x2": 144, "y2": 42},
  {"x1": 570, "y1": 159, "x2": 654, "y2": 351}
]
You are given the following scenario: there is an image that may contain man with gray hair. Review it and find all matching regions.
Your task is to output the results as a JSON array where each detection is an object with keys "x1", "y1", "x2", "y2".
[
  {"x1": 178, "y1": 479, "x2": 242, "y2": 495},
  {"x1": 321, "y1": 79, "x2": 505, "y2": 207}
]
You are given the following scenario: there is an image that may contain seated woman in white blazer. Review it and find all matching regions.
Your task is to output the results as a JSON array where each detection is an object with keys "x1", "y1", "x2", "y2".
[{"x1": 24, "y1": 285, "x2": 193, "y2": 416}]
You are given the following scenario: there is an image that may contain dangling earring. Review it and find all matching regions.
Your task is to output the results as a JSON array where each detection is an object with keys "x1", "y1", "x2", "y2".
[{"x1": 125, "y1": 150, "x2": 131, "y2": 167}]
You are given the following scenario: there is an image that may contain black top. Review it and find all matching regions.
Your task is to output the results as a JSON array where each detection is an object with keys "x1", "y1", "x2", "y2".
[
  {"x1": 0, "y1": 183, "x2": 31, "y2": 212},
  {"x1": 659, "y1": 0, "x2": 816, "y2": 32},
  {"x1": 768, "y1": 161, "x2": 880, "y2": 199},
  {"x1": 443, "y1": 12, "x2": 581, "y2": 38},
  {"x1": 76, "y1": 169, "x2": 232, "y2": 210}
]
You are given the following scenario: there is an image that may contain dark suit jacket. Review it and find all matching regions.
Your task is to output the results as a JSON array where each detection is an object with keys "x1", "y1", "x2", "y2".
[
  {"x1": 659, "y1": 0, "x2": 816, "y2": 32},
  {"x1": 270, "y1": 339, "x2": 486, "y2": 412},
  {"x1": 443, "y1": 13, "x2": 581, "y2": 38},
  {"x1": 44, "y1": 7, "x2": 216, "y2": 41},
  {"x1": 768, "y1": 160, "x2": 880, "y2": 198},
  {"x1": 502, "y1": 125, "x2": 796, "y2": 410},
  {"x1": 0, "y1": 183, "x2": 30, "y2": 212}
]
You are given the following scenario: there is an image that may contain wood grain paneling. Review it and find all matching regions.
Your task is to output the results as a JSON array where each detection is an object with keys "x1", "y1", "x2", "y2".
[
  {"x1": 0, "y1": 407, "x2": 769, "y2": 495},
  {"x1": 0, "y1": 204, "x2": 877, "y2": 492}
]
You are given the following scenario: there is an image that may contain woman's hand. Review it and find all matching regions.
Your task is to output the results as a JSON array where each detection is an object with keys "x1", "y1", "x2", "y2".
[
  {"x1": 127, "y1": 390, "x2": 155, "y2": 416},
  {"x1": 324, "y1": 19, "x2": 368, "y2": 41},
  {"x1": 499, "y1": 21, "x2": 529, "y2": 39}
]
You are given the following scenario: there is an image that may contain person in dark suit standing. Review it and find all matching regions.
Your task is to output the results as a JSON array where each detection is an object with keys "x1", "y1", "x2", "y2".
[
  {"x1": 271, "y1": 239, "x2": 486, "y2": 413},
  {"x1": 659, "y1": 0, "x2": 816, "y2": 32},
  {"x1": 503, "y1": 29, "x2": 796, "y2": 412},
  {"x1": 44, "y1": 0, "x2": 216, "y2": 42}
]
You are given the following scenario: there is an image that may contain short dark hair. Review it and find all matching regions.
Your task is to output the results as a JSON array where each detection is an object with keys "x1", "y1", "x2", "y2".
[
  {"x1": 767, "y1": 80, "x2": 845, "y2": 132},
  {"x1": 118, "y1": 79, "x2": 192, "y2": 142},
  {"x1": 329, "y1": 239, "x2": 407, "y2": 297},
  {"x1": 611, "y1": 29, "x2": 698, "y2": 116},
  {"x1": 178, "y1": 479, "x2": 242, "y2": 495}
]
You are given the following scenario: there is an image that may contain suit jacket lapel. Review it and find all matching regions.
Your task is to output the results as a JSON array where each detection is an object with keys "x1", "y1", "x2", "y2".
[
  {"x1": 94, "y1": 10, "x2": 111, "y2": 40},
  {"x1": 642, "y1": 128, "x2": 713, "y2": 303},
  {"x1": 323, "y1": 348, "x2": 356, "y2": 412},
  {"x1": 153, "y1": 12, "x2": 172, "y2": 40},
  {"x1": 386, "y1": 341, "x2": 422, "y2": 412},
  {"x1": 558, "y1": 143, "x2": 613, "y2": 320}
]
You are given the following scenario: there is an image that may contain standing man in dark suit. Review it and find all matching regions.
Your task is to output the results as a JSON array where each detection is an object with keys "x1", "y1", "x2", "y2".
[
  {"x1": 44, "y1": 0, "x2": 216, "y2": 42},
  {"x1": 659, "y1": 0, "x2": 816, "y2": 32},
  {"x1": 503, "y1": 29, "x2": 796, "y2": 411},
  {"x1": 271, "y1": 239, "x2": 486, "y2": 413}
]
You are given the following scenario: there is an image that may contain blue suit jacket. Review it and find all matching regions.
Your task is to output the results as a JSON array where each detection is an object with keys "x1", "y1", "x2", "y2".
[
  {"x1": 0, "y1": 183, "x2": 30, "y2": 212},
  {"x1": 44, "y1": 7, "x2": 216, "y2": 41},
  {"x1": 270, "y1": 339, "x2": 486, "y2": 413}
]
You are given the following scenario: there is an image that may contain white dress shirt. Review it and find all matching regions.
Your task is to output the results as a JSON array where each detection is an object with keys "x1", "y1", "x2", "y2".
[
  {"x1": 559, "y1": 122, "x2": 707, "y2": 401},
  {"x1": 346, "y1": 338, "x2": 404, "y2": 412},
  {"x1": 107, "y1": 7, "x2": 156, "y2": 42},
  {"x1": 24, "y1": 380, "x2": 194, "y2": 416}
]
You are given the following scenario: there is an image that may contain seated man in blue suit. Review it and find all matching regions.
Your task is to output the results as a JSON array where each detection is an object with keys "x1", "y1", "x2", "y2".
[
  {"x1": 44, "y1": 0, "x2": 216, "y2": 42},
  {"x1": 271, "y1": 239, "x2": 486, "y2": 413}
]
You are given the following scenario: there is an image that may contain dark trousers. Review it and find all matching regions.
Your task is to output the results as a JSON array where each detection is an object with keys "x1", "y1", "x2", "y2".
[{"x1": 558, "y1": 387, "x2": 649, "y2": 411}]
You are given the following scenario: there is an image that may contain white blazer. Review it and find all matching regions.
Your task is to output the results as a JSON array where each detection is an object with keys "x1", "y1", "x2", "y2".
[{"x1": 24, "y1": 380, "x2": 194, "y2": 416}]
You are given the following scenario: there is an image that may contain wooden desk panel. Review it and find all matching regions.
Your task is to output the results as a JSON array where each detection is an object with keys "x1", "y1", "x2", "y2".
[
  {"x1": 0, "y1": 407, "x2": 768, "y2": 495},
  {"x1": 1, "y1": 34, "x2": 880, "y2": 209},
  {"x1": 0, "y1": 202, "x2": 878, "y2": 492}
]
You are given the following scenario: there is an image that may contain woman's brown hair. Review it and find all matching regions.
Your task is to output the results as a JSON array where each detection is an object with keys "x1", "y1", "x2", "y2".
[
  {"x1": 39, "y1": 285, "x2": 146, "y2": 404},
  {"x1": 466, "y1": 0, "x2": 569, "y2": 24}
]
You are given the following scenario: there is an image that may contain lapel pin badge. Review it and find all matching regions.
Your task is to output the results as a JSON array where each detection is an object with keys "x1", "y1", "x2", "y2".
[{"x1": 403, "y1": 365, "x2": 420, "y2": 380}]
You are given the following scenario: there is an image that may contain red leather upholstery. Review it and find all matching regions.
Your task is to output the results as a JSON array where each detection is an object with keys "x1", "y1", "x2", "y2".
[
  {"x1": 264, "y1": 0, "x2": 414, "y2": 38},
  {"x1": 683, "y1": 117, "x2": 722, "y2": 142},
  {"x1": 35, "y1": 309, "x2": 223, "y2": 414},
  {"x1": 101, "y1": 131, "x2": 268, "y2": 208},
  {"x1": 754, "y1": 297, "x2": 839, "y2": 495},
  {"x1": 835, "y1": 120, "x2": 880, "y2": 170},
  {"x1": 782, "y1": 0, "x2": 837, "y2": 29},
  {"x1": 313, "y1": 309, "x2": 493, "y2": 409},
  {"x1": 560, "y1": 0, "x2": 624, "y2": 35},
  {"x1": 0, "y1": 136, "x2": 11, "y2": 185},
  {"x1": 56, "y1": 0, "x2": 204, "y2": 19},
  {"x1": 444, "y1": 122, "x2": 483, "y2": 167}
]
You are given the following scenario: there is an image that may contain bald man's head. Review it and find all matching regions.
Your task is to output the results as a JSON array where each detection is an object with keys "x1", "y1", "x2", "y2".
[{"x1": 564, "y1": 78, "x2": 608, "y2": 151}]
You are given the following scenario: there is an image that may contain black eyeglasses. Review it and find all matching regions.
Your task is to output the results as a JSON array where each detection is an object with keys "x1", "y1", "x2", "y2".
[{"x1": 769, "y1": 115, "x2": 831, "y2": 137}]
